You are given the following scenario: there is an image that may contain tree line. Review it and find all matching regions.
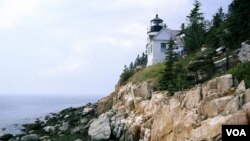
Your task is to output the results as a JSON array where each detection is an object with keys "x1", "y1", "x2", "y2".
[
  {"x1": 159, "y1": 0, "x2": 250, "y2": 95},
  {"x1": 119, "y1": 52, "x2": 147, "y2": 85}
]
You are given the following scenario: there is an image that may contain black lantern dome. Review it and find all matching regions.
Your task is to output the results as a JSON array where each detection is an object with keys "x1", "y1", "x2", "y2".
[{"x1": 148, "y1": 14, "x2": 163, "y2": 33}]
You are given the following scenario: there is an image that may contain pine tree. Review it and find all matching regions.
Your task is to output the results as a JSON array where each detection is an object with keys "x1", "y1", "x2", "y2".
[
  {"x1": 224, "y1": 0, "x2": 250, "y2": 49},
  {"x1": 159, "y1": 38, "x2": 176, "y2": 95},
  {"x1": 134, "y1": 54, "x2": 140, "y2": 67},
  {"x1": 129, "y1": 62, "x2": 134, "y2": 70},
  {"x1": 205, "y1": 7, "x2": 226, "y2": 48},
  {"x1": 142, "y1": 52, "x2": 146, "y2": 66},
  {"x1": 123, "y1": 65, "x2": 128, "y2": 72},
  {"x1": 182, "y1": 0, "x2": 206, "y2": 53}
]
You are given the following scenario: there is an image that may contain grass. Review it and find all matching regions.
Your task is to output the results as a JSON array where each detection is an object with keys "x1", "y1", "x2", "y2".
[
  {"x1": 129, "y1": 63, "x2": 164, "y2": 83},
  {"x1": 128, "y1": 54, "x2": 196, "y2": 84}
]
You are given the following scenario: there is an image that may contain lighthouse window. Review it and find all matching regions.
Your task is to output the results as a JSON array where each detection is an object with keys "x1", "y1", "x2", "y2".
[
  {"x1": 161, "y1": 43, "x2": 166, "y2": 52},
  {"x1": 148, "y1": 44, "x2": 152, "y2": 54}
]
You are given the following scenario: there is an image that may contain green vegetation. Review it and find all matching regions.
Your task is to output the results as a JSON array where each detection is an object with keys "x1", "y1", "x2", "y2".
[
  {"x1": 223, "y1": 0, "x2": 250, "y2": 49},
  {"x1": 129, "y1": 63, "x2": 164, "y2": 83},
  {"x1": 180, "y1": 0, "x2": 206, "y2": 53},
  {"x1": 118, "y1": 52, "x2": 148, "y2": 85},
  {"x1": 118, "y1": 0, "x2": 250, "y2": 94},
  {"x1": 180, "y1": 0, "x2": 250, "y2": 53},
  {"x1": 158, "y1": 39, "x2": 177, "y2": 94},
  {"x1": 229, "y1": 62, "x2": 250, "y2": 88},
  {"x1": 118, "y1": 66, "x2": 134, "y2": 85},
  {"x1": 187, "y1": 48, "x2": 215, "y2": 83}
]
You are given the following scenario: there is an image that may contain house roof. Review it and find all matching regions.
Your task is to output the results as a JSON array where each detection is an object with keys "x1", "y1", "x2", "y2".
[
  {"x1": 170, "y1": 30, "x2": 180, "y2": 38},
  {"x1": 152, "y1": 27, "x2": 180, "y2": 40}
]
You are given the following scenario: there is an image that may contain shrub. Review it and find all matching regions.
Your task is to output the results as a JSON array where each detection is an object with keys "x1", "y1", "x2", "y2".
[
  {"x1": 118, "y1": 70, "x2": 134, "y2": 85},
  {"x1": 229, "y1": 62, "x2": 250, "y2": 88}
]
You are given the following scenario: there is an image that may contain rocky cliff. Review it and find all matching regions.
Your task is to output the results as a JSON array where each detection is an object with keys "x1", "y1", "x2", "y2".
[
  {"x1": 3, "y1": 74, "x2": 250, "y2": 141},
  {"x1": 91, "y1": 74, "x2": 250, "y2": 141}
]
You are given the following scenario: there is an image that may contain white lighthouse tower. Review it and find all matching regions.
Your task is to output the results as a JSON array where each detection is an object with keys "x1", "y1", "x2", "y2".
[{"x1": 146, "y1": 14, "x2": 184, "y2": 66}]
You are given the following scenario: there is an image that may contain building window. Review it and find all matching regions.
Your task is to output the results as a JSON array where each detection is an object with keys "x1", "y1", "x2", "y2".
[
  {"x1": 161, "y1": 43, "x2": 166, "y2": 53},
  {"x1": 148, "y1": 44, "x2": 152, "y2": 54}
]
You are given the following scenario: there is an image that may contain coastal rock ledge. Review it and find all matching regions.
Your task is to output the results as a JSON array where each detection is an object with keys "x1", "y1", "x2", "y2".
[
  {"x1": 2, "y1": 74, "x2": 250, "y2": 141},
  {"x1": 93, "y1": 74, "x2": 250, "y2": 141}
]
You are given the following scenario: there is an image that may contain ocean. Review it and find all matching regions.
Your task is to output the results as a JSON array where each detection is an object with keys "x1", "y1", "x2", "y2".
[{"x1": 0, "y1": 95, "x2": 98, "y2": 136}]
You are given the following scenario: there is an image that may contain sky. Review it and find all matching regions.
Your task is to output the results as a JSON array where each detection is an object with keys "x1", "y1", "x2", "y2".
[{"x1": 0, "y1": 0, "x2": 232, "y2": 97}]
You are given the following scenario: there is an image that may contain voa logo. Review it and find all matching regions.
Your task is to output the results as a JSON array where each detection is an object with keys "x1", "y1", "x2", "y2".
[{"x1": 226, "y1": 129, "x2": 246, "y2": 136}]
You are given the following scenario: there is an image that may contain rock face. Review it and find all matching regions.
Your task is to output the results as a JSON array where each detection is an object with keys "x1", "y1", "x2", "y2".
[
  {"x1": 43, "y1": 126, "x2": 55, "y2": 133},
  {"x1": 238, "y1": 40, "x2": 250, "y2": 62},
  {"x1": 95, "y1": 74, "x2": 250, "y2": 141},
  {"x1": 97, "y1": 94, "x2": 113, "y2": 115},
  {"x1": 88, "y1": 114, "x2": 111, "y2": 141},
  {"x1": 6, "y1": 74, "x2": 250, "y2": 141},
  {"x1": 21, "y1": 134, "x2": 39, "y2": 141}
]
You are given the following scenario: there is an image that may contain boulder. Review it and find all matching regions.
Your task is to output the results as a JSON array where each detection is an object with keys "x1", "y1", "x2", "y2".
[
  {"x1": 143, "y1": 128, "x2": 151, "y2": 141},
  {"x1": 21, "y1": 134, "x2": 39, "y2": 141},
  {"x1": 217, "y1": 74, "x2": 233, "y2": 93},
  {"x1": 71, "y1": 126, "x2": 83, "y2": 134},
  {"x1": 243, "y1": 89, "x2": 250, "y2": 104},
  {"x1": 80, "y1": 118, "x2": 88, "y2": 124},
  {"x1": 223, "y1": 111, "x2": 248, "y2": 125},
  {"x1": 88, "y1": 114, "x2": 111, "y2": 141},
  {"x1": 223, "y1": 96, "x2": 240, "y2": 115},
  {"x1": 0, "y1": 134, "x2": 13, "y2": 141},
  {"x1": 190, "y1": 115, "x2": 226, "y2": 140},
  {"x1": 242, "y1": 103, "x2": 250, "y2": 121},
  {"x1": 202, "y1": 78, "x2": 218, "y2": 97},
  {"x1": 97, "y1": 95, "x2": 113, "y2": 115},
  {"x1": 151, "y1": 104, "x2": 172, "y2": 141},
  {"x1": 43, "y1": 126, "x2": 55, "y2": 133},
  {"x1": 236, "y1": 80, "x2": 246, "y2": 95},
  {"x1": 39, "y1": 136, "x2": 49, "y2": 141},
  {"x1": 144, "y1": 93, "x2": 166, "y2": 117},
  {"x1": 133, "y1": 82, "x2": 152, "y2": 99},
  {"x1": 199, "y1": 95, "x2": 234, "y2": 118},
  {"x1": 238, "y1": 41, "x2": 250, "y2": 62},
  {"x1": 182, "y1": 85, "x2": 202, "y2": 109},
  {"x1": 83, "y1": 107, "x2": 94, "y2": 115},
  {"x1": 64, "y1": 115, "x2": 69, "y2": 119},
  {"x1": 59, "y1": 122, "x2": 69, "y2": 132}
]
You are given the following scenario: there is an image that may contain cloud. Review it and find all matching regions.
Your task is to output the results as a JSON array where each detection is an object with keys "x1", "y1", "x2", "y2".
[
  {"x1": 0, "y1": 0, "x2": 43, "y2": 27},
  {"x1": 0, "y1": 0, "x2": 232, "y2": 95},
  {"x1": 38, "y1": 42, "x2": 87, "y2": 78}
]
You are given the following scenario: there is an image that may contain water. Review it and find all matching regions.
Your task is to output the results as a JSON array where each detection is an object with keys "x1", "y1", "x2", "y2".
[{"x1": 0, "y1": 95, "x2": 98, "y2": 136}]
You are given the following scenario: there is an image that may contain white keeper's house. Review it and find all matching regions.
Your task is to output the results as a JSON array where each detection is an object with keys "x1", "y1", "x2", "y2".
[{"x1": 146, "y1": 14, "x2": 184, "y2": 66}]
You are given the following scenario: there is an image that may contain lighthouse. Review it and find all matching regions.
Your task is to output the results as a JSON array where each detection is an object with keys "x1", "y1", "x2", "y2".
[
  {"x1": 146, "y1": 14, "x2": 184, "y2": 66},
  {"x1": 148, "y1": 14, "x2": 164, "y2": 40}
]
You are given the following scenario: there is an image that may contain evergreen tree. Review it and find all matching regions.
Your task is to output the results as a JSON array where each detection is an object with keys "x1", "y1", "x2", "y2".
[
  {"x1": 119, "y1": 64, "x2": 134, "y2": 85},
  {"x1": 174, "y1": 63, "x2": 186, "y2": 91},
  {"x1": 159, "y1": 38, "x2": 176, "y2": 95},
  {"x1": 224, "y1": 0, "x2": 250, "y2": 49},
  {"x1": 181, "y1": 0, "x2": 206, "y2": 53},
  {"x1": 144, "y1": 53, "x2": 148, "y2": 66},
  {"x1": 134, "y1": 54, "x2": 140, "y2": 67},
  {"x1": 205, "y1": 7, "x2": 226, "y2": 48},
  {"x1": 123, "y1": 65, "x2": 128, "y2": 72},
  {"x1": 187, "y1": 48, "x2": 215, "y2": 84},
  {"x1": 142, "y1": 52, "x2": 146, "y2": 66},
  {"x1": 129, "y1": 62, "x2": 134, "y2": 70}
]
